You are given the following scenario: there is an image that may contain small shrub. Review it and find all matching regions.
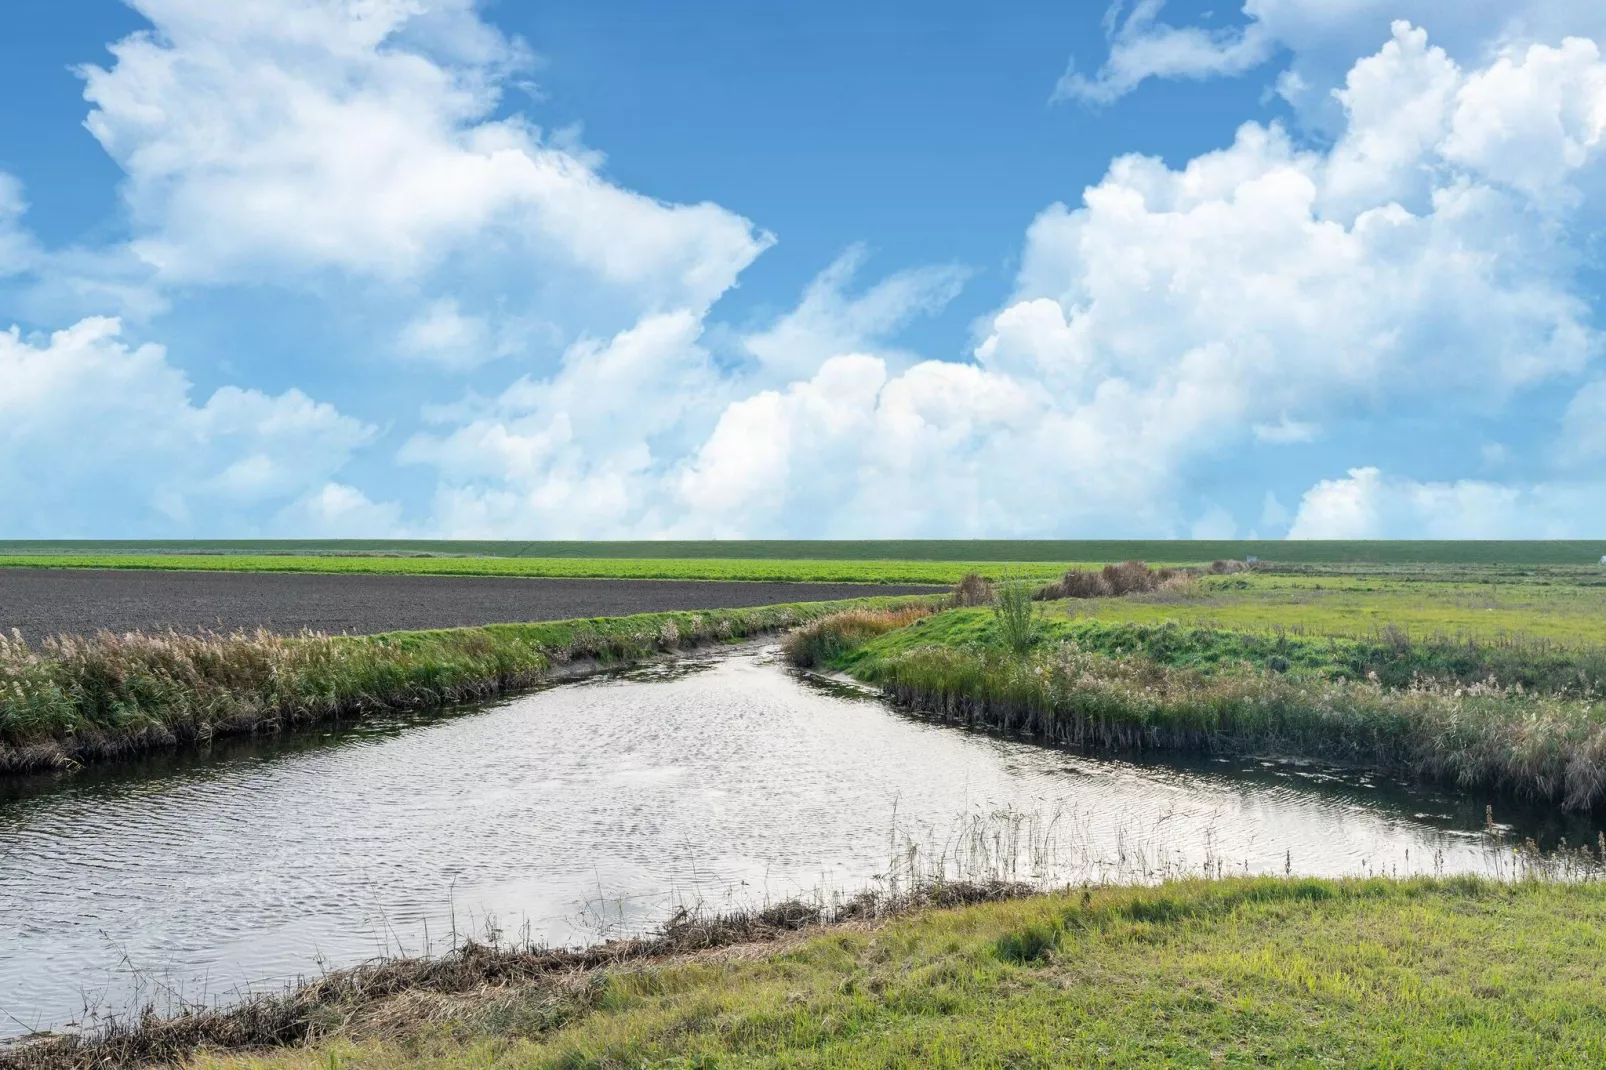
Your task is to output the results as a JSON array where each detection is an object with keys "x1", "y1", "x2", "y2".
[
  {"x1": 1103, "y1": 560, "x2": 1159, "y2": 596},
  {"x1": 1038, "y1": 561, "x2": 1203, "y2": 601},
  {"x1": 1037, "y1": 569, "x2": 1113, "y2": 600},
  {"x1": 993, "y1": 573, "x2": 1040, "y2": 655},
  {"x1": 951, "y1": 573, "x2": 995, "y2": 607}
]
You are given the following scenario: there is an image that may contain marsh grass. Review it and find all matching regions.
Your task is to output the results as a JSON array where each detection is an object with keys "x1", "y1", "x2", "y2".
[
  {"x1": 867, "y1": 642, "x2": 1606, "y2": 810},
  {"x1": 788, "y1": 606, "x2": 1606, "y2": 810},
  {"x1": 0, "y1": 598, "x2": 935, "y2": 775}
]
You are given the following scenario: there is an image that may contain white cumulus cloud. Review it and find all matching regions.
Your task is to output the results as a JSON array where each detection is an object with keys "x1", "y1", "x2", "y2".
[
  {"x1": 1058, "y1": 0, "x2": 1606, "y2": 110},
  {"x1": 81, "y1": 0, "x2": 771, "y2": 320},
  {"x1": 0, "y1": 317, "x2": 377, "y2": 536},
  {"x1": 1288, "y1": 466, "x2": 1606, "y2": 538}
]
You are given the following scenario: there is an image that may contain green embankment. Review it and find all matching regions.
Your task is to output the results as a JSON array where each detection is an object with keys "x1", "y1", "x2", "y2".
[
  {"x1": 0, "y1": 596, "x2": 932, "y2": 775},
  {"x1": 188, "y1": 877, "x2": 1606, "y2": 1069},
  {"x1": 792, "y1": 572, "x2": 1606, "y2": 810}
]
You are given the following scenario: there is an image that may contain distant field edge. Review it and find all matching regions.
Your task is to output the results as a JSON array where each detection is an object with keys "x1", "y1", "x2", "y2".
[{"x1": 2, "y1": 539, "x2": 1605, "y2": 564}]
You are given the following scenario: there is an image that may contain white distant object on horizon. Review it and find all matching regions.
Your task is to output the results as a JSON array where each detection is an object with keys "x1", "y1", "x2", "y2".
[{"x1": 1600, "y1": 555, "x2": 1606, "y2": 565}]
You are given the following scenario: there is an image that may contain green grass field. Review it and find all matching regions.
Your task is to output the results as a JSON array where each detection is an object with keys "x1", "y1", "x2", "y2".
[
  {"x1": 188, "y1": 877, "x2": 1606, "y2": 1069},
  {"x1": 3, "y1": 539, "x2": 1606, "y2": 564},
  {"x1": 5, "y1": 550, "x2": 1606, "y2": 588},
  {"x1": 0, "y1": 554, "x2": 1069, "y2": 586},
  {"x1": 1076, "y1": 572, "x2": 1606, "y2": 646}
]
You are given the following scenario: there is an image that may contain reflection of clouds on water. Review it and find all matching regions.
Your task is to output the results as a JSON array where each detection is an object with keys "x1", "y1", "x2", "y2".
[{"x1": 0, "y1": 645, "x2": 1598, "y2": 1034}]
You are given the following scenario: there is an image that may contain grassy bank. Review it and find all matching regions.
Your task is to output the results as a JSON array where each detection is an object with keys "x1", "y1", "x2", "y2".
[
  {"x1": 790, "y1": 601, "x2": 1606, "y2": 811},
  {"x1": 16, "y1": 877, "x2": 1606, "y2": 1068},
  {"x1": 0, "y1": 597, "x2": 932, "y2": 776}
]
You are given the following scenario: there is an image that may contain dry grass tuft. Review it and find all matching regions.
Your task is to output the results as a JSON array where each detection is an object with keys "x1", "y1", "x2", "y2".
[{"x1": 781, "y1": 607, "x2": 938, "y2": 669}]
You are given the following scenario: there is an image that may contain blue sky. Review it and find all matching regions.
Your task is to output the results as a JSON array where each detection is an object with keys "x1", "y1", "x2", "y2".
[{"x1": 0, "y1": 0, "x2": 1603, "y2": 538}]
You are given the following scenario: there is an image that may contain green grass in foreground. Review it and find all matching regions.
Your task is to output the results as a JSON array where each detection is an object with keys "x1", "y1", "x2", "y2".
[
  {"x1": 6, "y1": 538, "x2": 1606, "y2": 564},
  {"x1": 197, "y1": 877, "x2": 1606, "y2": 1069}
]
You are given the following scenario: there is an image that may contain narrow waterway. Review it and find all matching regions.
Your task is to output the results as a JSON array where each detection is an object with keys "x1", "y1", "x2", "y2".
[{"x1": 1, "y1": 645, "x2": 1593, "y2": 1036}]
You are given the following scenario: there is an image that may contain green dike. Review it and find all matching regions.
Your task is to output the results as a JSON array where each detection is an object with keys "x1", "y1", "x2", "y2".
[
  {"x1": 186, "y1": 877, "x2": 1606, "y2": 1069},
  {"x1": 0, "y1": 596, "x2": 935, "y2": 775},
  {"x1": 804, "y1": 606, "x2": 1606, "y2": 811},
  {"x1": 5, "y1": 537, "x2": 1606, "y2": 563}
]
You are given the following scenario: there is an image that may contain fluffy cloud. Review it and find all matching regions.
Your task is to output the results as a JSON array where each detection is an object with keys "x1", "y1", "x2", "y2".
[
  {"x1": 653, "y1": 23, "x2": 1602, "y2": 537},
  {"x1": 1060, "y1": 0, "x2": 1606, "y2": 109},
  {"x1": 1559, "y1": 379, "x2": 1606, "y2": 466},
  {"x1": 741, "y1": 247, "x2": 968, "y2": 385},
  {"x1": 0, "y1": 317, "x2": 376, "y2": 536},
  {"x1": 401, "y1": 311, "x2": 723, "y2": 536},
  {"x1": 8, "y1": 3, "x2": 1606, "y2": 540},
  {"x1": 272, "y1": 483, "x2": 406, "y2": 537},
  {"x1": 1055, "y1": 0, "x2": 1279, "y2": 105},
  {"x1": 81, "y1": 0, "x2": 769, "y2": 320},
  {"x1": 1288, "y1": 467, "x2": 1606, "y2": 538}
]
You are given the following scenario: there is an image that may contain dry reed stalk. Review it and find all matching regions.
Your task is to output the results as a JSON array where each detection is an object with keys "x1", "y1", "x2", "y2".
[{"x1": 781, "y1": 606, "x2": 938, "y2": 668}]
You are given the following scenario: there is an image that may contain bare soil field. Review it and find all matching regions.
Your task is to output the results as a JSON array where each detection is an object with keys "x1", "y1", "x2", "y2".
[{"x1": 0, "y1": 568, "x2": 942, "y2": 642}]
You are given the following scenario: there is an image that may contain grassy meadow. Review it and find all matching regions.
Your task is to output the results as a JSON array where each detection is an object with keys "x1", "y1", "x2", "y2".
[
  {"x1": 0, "y1": 553, "x2": 1060, "y2": 586},
  {"x1": 54, "y1": 877, "x2": 1605, "y2": 1069},
  {"x1": 1070, "y1": 570, "x2": 1606, "y2": 646}
]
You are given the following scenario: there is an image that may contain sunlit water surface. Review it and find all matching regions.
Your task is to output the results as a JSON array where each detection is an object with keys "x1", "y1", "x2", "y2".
[{"x1": 2, "y1": 645, "x2": 1597, "y2": 1035}]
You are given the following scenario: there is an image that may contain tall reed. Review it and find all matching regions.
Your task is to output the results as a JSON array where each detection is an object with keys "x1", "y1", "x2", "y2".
[{"x1": 864, "y1": 642, "x2": 1606, "y2": 811}]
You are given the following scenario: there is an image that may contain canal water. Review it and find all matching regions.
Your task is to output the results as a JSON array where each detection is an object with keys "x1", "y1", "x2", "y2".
[{"x1": 0, "y1": 644, "x2": 1593, "y2": 1035}]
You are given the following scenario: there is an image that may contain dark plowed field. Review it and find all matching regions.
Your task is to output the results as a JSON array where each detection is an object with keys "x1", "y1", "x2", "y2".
[{"x1": 0, "y1": 569, "x2": 942, "y2": 642}]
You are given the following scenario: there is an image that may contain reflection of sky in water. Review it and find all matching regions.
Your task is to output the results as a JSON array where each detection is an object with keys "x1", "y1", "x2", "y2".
[{"x1": 0, "y1": 645, "x2": 1594, "y2": 1034}]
